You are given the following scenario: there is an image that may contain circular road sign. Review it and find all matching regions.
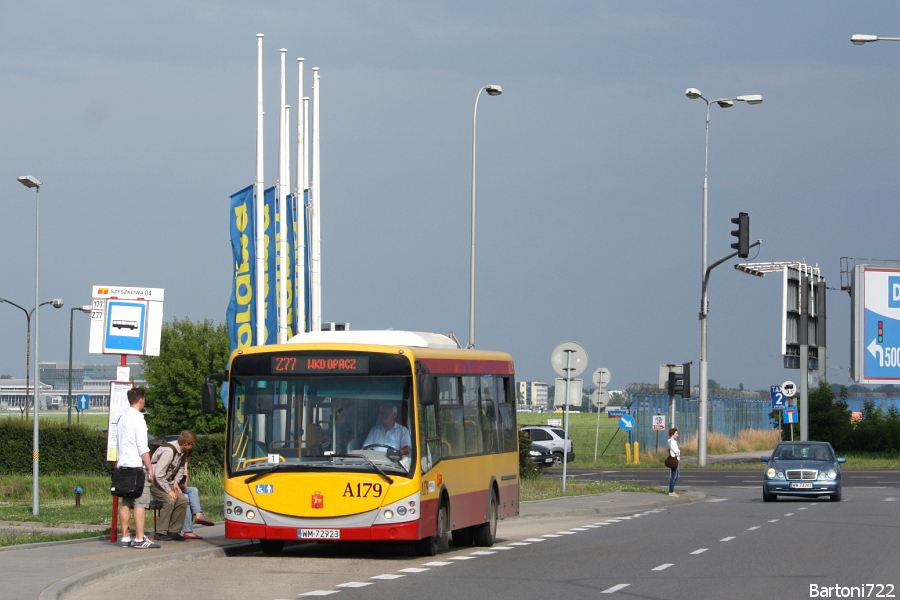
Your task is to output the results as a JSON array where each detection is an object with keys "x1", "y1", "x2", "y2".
[
  {"x1": 781, "y1": 380, "x2": 797, "y2": 398},
  {"x1": 551, "y1": 342, "x2": 588, "y2": 378},
  {"x1": 591, "y1": 388, "x2": 610, "y2": 409},
  {"x1": 618, "y1": 414, "x2": 635, "y2": 431},
  {"x1": 592, "y1": 367, "x2": 611, "y2": 388}
]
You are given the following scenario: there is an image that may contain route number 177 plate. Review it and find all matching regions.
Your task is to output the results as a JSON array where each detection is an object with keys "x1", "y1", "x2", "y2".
[{"x1": 298, "y1": 529, "x2": 340, "y2": 539}]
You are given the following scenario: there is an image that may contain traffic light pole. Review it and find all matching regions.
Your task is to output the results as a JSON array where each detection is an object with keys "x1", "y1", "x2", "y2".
[{"x1": 699, "y1": 240, "x2": 761, "y2": 466}]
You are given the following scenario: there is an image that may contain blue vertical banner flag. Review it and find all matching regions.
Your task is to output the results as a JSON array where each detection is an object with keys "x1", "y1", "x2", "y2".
[
  {"x1": 263, "y1": 186, "x2": 277, "y2": 344},
  {"x1": 280, "y1": 192, "x2": 296, "y2": 339},
  {"x1": 225, "y1": 185, "x2": 256, "y2": 408}
]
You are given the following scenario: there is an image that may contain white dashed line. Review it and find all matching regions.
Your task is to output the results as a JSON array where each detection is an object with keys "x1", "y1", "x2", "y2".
[
  {"x1": 493, "y1": 546, "x2": 514, "y2": 550},
  {"x1": 371, "y1": 574, "x2": 405, "y2": 580},
  {"x1": 706, "y1": 498, "x2": 727, "y2": 503},
  {"x1": 524, "y1": 538, "x2": 546, "y2": 542},
  {"x1": 747, "y1": 526, "x2": 760, "y2": 531},
  {"x1": 690, "y1": 548, "x2": 708, "y2": 555},
  {"x1": 784, "y1": 513, "x2": 794, "y2": 517},
  {"x1": 508, "y1": 542, "x2": 531, "y2": 546},
  {"x1": 399, "y1": 568, "x2": 430, "y2": 573},
  {"x1": 336, "y1": 582, "x2": 372, "y2": 588},
  {"x1": 300, "y1": 592, "x2": 340, "y2": 597},
  {"x1": 542, "y1": 534, "x2": 562, "y2": 538},
  {"x1": 423, "y1": 561, "x2": 453, "y2": 566},
  {"x1": 584, "y1": 525, "x2": 601, "y2": 528},
  {"x1": 768, "y1": 519, "x2": 779, "y2": 523},
  {"x1": 652, "y1": 563, "x2": 674, "y2": 571},
  {"x1": 556, "y1": 531, "x2": 577, "y2": 535},
  {"x1": 470, "y1": 551, "x2": 496, "y2": 555},
  {"x1": 601, "y1": 584, "x2": 630, "y2": 594},
  {"x1": 799, "y1": 507, "x2": 807, "y2": 511},
  {"x1": 570, "y1": 528, "x2": 589, "y2": 531},
  {"x1": 720, "y1": 536, "x2": 735, "y2": 542},
  {"x1": 449, "y1": 556, "x2": 476, "y2": 560},
  {"x1": 885, "y1": 497, "x2": 896, "y2": 502}
]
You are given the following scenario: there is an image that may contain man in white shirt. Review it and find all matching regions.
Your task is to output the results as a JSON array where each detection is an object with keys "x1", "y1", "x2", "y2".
[
  {"x1": 363, "y1": 403, "x2": 411, "y2": 455},
  {"x1": 116, "y1": 387, "x2": 160, "y2": 549}
]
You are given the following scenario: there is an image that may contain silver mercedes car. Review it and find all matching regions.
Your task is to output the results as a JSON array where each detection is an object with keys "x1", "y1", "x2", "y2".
[{"x1": 761, "y1": 441, "x2": 845, "y2": 502}]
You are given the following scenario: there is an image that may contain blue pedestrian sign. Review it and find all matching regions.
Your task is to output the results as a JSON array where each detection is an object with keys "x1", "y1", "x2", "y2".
[
  {"x1": 618, "y1": 414, "x2": 635, "y2": 431},
  {"x1": 77, "y1": 394, "x2": 90, "y2": 411},
  {"x1": 783, "y1": 407, "x2": 798, "y2": 424},
  {"x1": 770, "y1": 386, "x2": 787, "y2": 410}
]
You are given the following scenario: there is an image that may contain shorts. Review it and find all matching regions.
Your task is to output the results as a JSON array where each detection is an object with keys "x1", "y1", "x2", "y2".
[{"x1": 120, "y1": 473, "x2": 153, "y2": 509}]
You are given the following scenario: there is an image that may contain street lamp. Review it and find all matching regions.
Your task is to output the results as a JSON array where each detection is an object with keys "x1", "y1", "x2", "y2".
[
  {"x1": 0, "y1": 298, "x2": 63, "y2": 416},
  {"x1": 685, "y1": 88, "x2": 762, "y2": 467},
  {"x1": 851, "y1": 34, "x2": 900, "y2": 45},
  {"x1": 68, "y1": 305, "x2": 93, "y2": 424},
  {"x1": 18, "y1": 174, "x2": 45, "y2": 516},
  {"x1": 468, "y1": 84, "x2": 502, "y2": 349}
]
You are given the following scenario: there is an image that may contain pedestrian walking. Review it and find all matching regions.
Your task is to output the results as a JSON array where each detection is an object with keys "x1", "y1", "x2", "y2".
[{"x1": 667, "y1": 428, "x2": 681, "y2": 497}]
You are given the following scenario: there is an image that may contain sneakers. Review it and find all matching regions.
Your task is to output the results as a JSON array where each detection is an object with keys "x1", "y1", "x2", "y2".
[
  {"x1": 133, "y1": 537, "x2": 161, "y2": 549},
  {"x1": 120, "y1": 536, "x2": 133, "y2": 548},
  {"x1": 668, "y1": 492, "x2": 679, "y2": 497}
]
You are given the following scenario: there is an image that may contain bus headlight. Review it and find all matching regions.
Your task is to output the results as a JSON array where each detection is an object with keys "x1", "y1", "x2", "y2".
[
  {"x1": 383, "y1": 510, "x2": 394, "y2": 520},
  {"x1": 246, "y1": 510, "x2": 255, "y2": 519},
  {"x1": 397, "y1": 506, "x2": 407, "y2": 516}
]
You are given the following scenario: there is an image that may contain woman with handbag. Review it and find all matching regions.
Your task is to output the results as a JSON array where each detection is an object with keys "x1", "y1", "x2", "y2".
[{"x1": 666, "y1": 428, "x2": 681, "y2": 497}]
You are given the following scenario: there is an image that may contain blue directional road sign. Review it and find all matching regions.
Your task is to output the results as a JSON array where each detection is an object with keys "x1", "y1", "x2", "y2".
[
  {"x1": 783, "y1": 407, "x2": 798, "y2": 424},
  {"x1": 770, "y1": 386, "x2": 787, "y2": 410},
  {"x1": 607, "y1": 408, "x2": 628, "y2": 417},
  {"x1": 618, "y1": 414, "x2": 635, "y2": 431},
  {"x1": 77, "y1": 394, "x2": 90, "y2": 411}
]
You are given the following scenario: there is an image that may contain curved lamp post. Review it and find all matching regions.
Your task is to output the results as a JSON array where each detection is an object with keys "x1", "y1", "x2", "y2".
[
  {"x1": 468, "y1": 84, "x2": 502, "y2": 349},
  {"x1": 685, "y1": 88, "x2": 762, "y2": 466},
  {"x1": 68, "y1": 305, "x2": 93, "y2": 424},
  {"x1": 851, "y1": 34, "x2": 900, "y2": 45}
]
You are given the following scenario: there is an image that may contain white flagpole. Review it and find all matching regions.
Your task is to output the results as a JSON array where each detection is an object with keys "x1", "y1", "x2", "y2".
[
  {"x1": 278, "y1": 49, "x2": 288, "y2": 343},
  {"x1": 254, "y1": 33, "x2": 265, "y2": 345},
  {"x1": 311, "y1": 67, "x2": 321, "y2": 332},
  {"x1": 296, "y1": 57, "x2": 307, "y2": 334}
]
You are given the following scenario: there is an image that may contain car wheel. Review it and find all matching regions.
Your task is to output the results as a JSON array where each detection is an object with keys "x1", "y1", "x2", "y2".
[
  {"x1": 473, "y1": 491, "x2": 498, "y2": 547},
  {"x1": 762, "y1": 489, "x2": 776, "y2": 502},
  {"x1": 552, "y1": 452, "x2": 563, "y2": 466},
  {"x1": 830, "y1": 488, "x2": 842, "y2": 502},
  {"x1": 259, "y1": 539, "x2": 285, "y2": 555}
]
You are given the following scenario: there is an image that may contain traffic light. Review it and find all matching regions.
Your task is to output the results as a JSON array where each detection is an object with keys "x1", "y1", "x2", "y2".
[
  {"x1": 730, "y1": 212, "x2": 750, "y2": 258},
  {"x1": 666, "y1": 363, "x2": 692, "y2": 399}
]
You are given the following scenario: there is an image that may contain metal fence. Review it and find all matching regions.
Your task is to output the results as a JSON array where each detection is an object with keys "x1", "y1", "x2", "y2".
[{"x1": 625, "y1": 384, "x2": 772, "y2": 450}]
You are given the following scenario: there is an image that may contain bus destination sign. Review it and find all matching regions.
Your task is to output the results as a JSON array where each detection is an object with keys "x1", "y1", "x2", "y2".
[{"x1": 272, "y1": 356, "x2": 370, "y2": 374}]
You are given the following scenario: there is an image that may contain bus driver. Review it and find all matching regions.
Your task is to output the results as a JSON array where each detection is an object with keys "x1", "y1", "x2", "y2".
[{"x1": 363, "y1": 402, "x2": 411, "y2": 455}]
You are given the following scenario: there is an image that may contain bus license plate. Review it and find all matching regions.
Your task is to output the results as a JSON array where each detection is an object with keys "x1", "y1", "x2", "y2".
[
  {"x1": 298, "y1": 529, "x2": 340, "y2": 540},
  {"x1": 790, "y1": 482, "x2": 813, "y2": 489}
]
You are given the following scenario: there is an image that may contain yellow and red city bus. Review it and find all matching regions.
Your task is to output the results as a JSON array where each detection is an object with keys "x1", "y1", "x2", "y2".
[{"x1": 201, "y1": 330, "x2": 519, "y2": 555}]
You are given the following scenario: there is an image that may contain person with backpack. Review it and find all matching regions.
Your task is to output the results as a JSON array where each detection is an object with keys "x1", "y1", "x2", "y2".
[{"x1": 149, "y1": 431, "x2": 196, "y2": 540}]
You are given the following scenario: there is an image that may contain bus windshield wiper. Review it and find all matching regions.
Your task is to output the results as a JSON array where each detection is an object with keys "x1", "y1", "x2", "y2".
[
  {"x1": 243, "y1": 463, "x2": 306, "y2": 484},
  {"x1": 333, "y1": 453, "x2": 394, "y2": 484}
]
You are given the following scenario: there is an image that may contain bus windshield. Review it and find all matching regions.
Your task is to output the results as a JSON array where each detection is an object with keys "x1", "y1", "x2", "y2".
[{"x1": 228, "y1": 371, "x2": 415, "y2": 478}]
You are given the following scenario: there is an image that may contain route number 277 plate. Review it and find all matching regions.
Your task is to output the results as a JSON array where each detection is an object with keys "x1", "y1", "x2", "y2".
[{"x1": 298, "y1": 529, "x2": 340, "y2": 539}]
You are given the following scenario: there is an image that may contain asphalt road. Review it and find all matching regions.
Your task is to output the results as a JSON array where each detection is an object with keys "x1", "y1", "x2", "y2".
[
  {"x1": 65, "y1": 480, "x2": 900, "y2": 600},
  {"x1": 552, "y1": 468, "x2": 900, "y2": 491}
]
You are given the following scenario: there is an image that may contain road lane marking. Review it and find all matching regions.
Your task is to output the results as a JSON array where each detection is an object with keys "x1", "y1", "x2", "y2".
[
  {"x1": 652, "y1": 563, "x2": 674, "y2": 571},
  {"x1": 570, "y1": 528, "x2": 589, "y2": 531},
  {"x1": 690, "y1": 548, "x2": 708, "y2": 555},
  {"x1": 706, "y1": 498, "x2": 727, "y2": 502},
  {"x1": 601, "y1": 584, "x2": 630, "y2": 594},
  {"x1": 799, "y1": 507, "x2": 807, "y2": 510},
  {"x1": 423, "y1": 561, "x2": 453, "y2": 566},
  {"x1": 399, "y1": 567, "x2": 430, "y2": 573},
  {"x1": 556, "y1": 531, "x2": 577, "y2": 535},
  {"x1": 768, "y1": 519, "x2": 779, "y2": 523},
  {"x1": 508, "y1": 542, "x2": 531, "y2": 546},
  {"x1": 470, "y1": 551, "x2": 496, "y2": 555},
  {"x1": 584, "y1": 525, "x2": 601, "y2": 528},
  {"x1": 493, "y1": 546, "x2": 514, "y2": 550},
  {"x1": 524, "y1": 538, "x2": 546, "y2": 542},
  {"x1": 542, "y1": 534, "x2": 563, "y2": 538},
  {"x1": 747, "y1": 526, "x2": 760, "y2": 531},
  {"x1": 784, "y1": 513, "x2": 794, "y2": 516},
  {"x1": 449, "y1": 556, "x2": 476, "y2": 560},
  {"x1": 300, "y1": 592, "x2": 340, "y2": 596},
  {"x1": 336, "y1": 582, "x2": 372, "y2": 588},
  {"x1": 371, "y1": 574, "x2": 405, "y2": 579},
  {"x1": 885, "y1": 497, "x2": 896, "y2": 501},
  {"x1": 720, "y1": 536, "x2": 735, "y2": 542}
]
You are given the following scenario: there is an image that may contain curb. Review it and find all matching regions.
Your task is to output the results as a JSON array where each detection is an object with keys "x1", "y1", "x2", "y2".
[
  {"x1": 513, "y1": 491, "x2": 707, "y2": 520},
  {"x1": 39, "y1": 541, "x2": 257, "y2": 600}
]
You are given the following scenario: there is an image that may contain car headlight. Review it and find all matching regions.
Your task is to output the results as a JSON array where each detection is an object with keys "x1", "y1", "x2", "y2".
[
  {"x1": 529, "y1": 450, "x2": 541, "y2": 456},
  {"x1": 827, "y1": 468, "x2": 837, "y2": 480},
  {"x1": 766, "y1": 467, "x2": 777, "y2": 479},
  {"x1": 817, "y1": 471, "x2": 828, "y2": 480}
]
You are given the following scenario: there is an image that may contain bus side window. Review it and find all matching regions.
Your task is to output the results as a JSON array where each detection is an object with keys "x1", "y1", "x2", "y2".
[
  {"x1": 480, "y1": 376, "x2": 497, "y2": 454},
  {"x1": 438, "y1": 377, "x2": 465, "y2": 458},
  {"x1": 496, "y1": 377, "x2": 516, "y2": 453},
  {"x1": 463, "y1": 376, "x2": 482, "y2": 455},
  {"x1": 419, "y1": 401, "x2": 441, "y2": 473}
]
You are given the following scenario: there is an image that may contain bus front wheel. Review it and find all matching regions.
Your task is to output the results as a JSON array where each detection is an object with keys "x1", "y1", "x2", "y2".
[
  {"x1": 473, "y1": 491, "x2": 498, "y2": 547},
  {"x1": 415, "y1": 503, "x2": 449, "y2": 556}
]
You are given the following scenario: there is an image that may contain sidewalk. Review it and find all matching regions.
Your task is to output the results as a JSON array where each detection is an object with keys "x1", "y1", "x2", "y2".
[{"x1": 0, "y1": 491, "x2": 701, "y2": 600}]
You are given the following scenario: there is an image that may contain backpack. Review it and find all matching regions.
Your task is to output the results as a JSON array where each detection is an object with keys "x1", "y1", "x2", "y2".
[
  {"x1": 149, "y1": 438, "x2": 182, "y2": 482},
  {"x1": 148, "y1": 437, "x2": 172, "y2": 461}
]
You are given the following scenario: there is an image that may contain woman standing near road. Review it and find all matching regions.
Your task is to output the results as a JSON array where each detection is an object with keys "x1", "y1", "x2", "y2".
[{"x1": 667, "y1": 428, "x2": 681, "y2": 497}]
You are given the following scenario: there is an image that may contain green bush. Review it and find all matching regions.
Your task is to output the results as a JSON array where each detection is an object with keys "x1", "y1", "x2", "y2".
[
  {"x1": 0, "y1": 420, "x2": 224, "y2": 476},
  {"x1": 518, "y1": 430, "x2": 543, "y2": 479}
]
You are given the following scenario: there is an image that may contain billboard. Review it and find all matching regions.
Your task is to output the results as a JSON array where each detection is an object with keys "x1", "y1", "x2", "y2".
[{"x1": 852, "y1": 266, "x2": 900, "y2": 383}]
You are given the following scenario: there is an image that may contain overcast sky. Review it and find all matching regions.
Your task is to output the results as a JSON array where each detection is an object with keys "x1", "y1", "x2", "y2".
[{"x1": 2, "y1": 2, "x2": 900, "y2": 393}]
